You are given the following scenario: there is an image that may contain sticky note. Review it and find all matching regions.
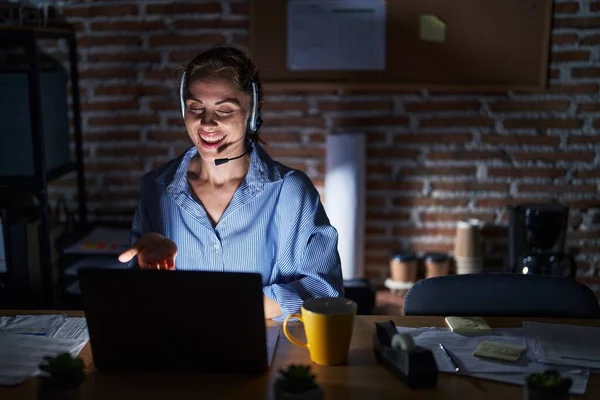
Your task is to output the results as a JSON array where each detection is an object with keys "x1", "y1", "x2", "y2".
[
  {"x1": 473, "y1": 341, "x2": 526, "y2": 362},
  {"x1": 420, "y1": 14, "x2": 446, "y2": 43},
  {"x1": 445, "y1": 316, "x2": 491, "y2": 333}
]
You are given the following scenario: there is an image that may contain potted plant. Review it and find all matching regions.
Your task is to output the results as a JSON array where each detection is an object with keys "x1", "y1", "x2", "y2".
[
  {"x1": 524, "y1": 369, "x2": 572, "y2": 400},
  {"x1": 274, "y1": 364, "x2": 323, "y2": 400},
  {"x1": 37, "y1": 352, "x2": 85, "y2": 400}
]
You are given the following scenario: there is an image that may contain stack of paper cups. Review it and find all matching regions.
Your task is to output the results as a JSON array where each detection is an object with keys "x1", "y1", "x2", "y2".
[{"x1": 454, "y1": 219, "x2": 483, "y2": 274}]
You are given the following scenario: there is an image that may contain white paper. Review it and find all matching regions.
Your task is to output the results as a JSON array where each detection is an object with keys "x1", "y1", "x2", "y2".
[
  {"x1": 524, "y1": 321, "x2": 600, "y2": 369},
  {"x1": 395, "y1": 326, "x2": 590, "y2": 395},
  {"x1": 267, "y1": 326, "x2": 280, "y2": 366},
  {"x1": 287, "y1": 0, "x2": 386, "y2": 70},
  {"x1": 53, "y1": 318, "x2": 89, "y2": 341},
  {"x1": 0, "y1": 219, "x2": 6, "y2": 273},
  {"x1": 62, "y1": 227, "x2": 130, "y2": 255},
  {"x1": 0, "y1": 314, "x2": 67, "y2": 337},
  {"x1": 0, "y1": 332, "x2": 87, "y2": 386},
  {"x1": 324, "y1": 133, "x2": 366, "y2": 280}
]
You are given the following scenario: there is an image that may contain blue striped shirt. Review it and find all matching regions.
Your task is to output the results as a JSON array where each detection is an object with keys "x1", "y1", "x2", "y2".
[{"x1": 129, "y1": 143, "x2": 344, "y2": 319}]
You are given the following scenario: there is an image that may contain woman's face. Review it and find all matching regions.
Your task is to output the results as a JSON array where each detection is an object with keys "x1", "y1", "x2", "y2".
[{"x1": 184, "y1": 78, "x2": 251, "y2": 162}]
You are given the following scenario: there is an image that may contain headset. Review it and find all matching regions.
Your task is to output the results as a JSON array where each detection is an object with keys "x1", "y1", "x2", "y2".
[{"x1": 179, "y1": 70, "x2": 263, "y2": 166}]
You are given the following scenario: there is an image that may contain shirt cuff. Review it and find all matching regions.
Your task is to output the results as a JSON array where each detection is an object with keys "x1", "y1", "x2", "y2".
[{"x1": 263, "y1": 283, "x2": 304, "y2": 323}]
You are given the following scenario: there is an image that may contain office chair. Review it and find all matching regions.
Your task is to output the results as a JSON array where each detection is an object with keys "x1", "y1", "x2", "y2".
[{"x1": 404, "y1": 273, "x2": 600, "y2": 319}]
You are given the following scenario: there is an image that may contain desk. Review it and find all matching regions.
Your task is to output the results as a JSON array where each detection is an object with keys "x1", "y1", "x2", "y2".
[{"x1": 1, "y1": 310, "x2": 599, "y2": 399}]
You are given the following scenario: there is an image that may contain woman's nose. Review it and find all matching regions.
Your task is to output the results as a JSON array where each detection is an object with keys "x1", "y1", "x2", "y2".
[{"x1": 201, "y1": 111, "x2": 218, "y2": 126}]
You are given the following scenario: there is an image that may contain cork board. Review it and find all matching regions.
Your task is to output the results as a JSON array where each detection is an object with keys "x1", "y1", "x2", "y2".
[{"x1": 249, "y1": 0, "x2": 552, "y2": 92}]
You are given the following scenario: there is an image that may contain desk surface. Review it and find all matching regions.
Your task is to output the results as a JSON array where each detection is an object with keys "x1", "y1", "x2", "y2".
[{"x1": 1, "y1": 310, "x2": 599, "y2": 399}]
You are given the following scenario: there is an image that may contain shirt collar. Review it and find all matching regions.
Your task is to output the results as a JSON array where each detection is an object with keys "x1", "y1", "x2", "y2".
[{"x1": 161, "y1": 142, "x2": 283, "y2": 194}]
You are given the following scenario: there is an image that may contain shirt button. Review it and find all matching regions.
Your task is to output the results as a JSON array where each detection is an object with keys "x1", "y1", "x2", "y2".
[{"x1": 214, "y1": 243, "x2": 220, "y2": 252}]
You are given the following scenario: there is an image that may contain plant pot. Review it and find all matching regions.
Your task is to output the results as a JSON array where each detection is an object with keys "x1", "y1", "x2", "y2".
[
  {"x1": 274, "y1": 381, "x2": 324, "y2": 400},
  {"x1": 523, "y1": 384, "x2": 569, "y2": 400},
  {"x1": 37, "y1": 384, "x2": 82, "y2": 400}
]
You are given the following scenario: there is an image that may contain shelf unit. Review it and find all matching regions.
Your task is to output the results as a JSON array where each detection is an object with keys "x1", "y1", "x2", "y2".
[{"x1": 0, "y1": 25, "x2": 86, "y2": 309}]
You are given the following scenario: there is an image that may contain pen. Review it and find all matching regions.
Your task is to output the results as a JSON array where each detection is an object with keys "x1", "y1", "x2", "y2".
[{"x1": 438, "y1": 343, "x2": 460, "y2": 372}]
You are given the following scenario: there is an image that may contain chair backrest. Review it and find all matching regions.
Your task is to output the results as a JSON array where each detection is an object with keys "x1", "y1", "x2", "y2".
[{"x1": 404, "y1": 273, "x2": 600, "y2": 319}]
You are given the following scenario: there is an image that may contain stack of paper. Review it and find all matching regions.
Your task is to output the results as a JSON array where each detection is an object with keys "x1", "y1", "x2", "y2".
[
  {"x1": 0, "y1": 315, "x2": 89, "y2": 386},
  {"x1": 524, "y1": 321, "x2": 600, "y2": 369},
  {"x1": 395, "y1": 326, "x2": 590, "y2": 395}
]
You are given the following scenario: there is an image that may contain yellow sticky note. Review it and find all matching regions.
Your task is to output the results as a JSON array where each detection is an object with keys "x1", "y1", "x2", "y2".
[{"x1": 420, "y1": 14, "x2": 446, "y2": 43}]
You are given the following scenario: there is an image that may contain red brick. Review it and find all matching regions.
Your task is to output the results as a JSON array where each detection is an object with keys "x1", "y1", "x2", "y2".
[
  {"x1": 594, "y1": 119, "x2": 600, "y2": 129},
  {"x1": 431, "y1": 182, "x2": 508, "y2": 192},
  {"x1": 95, "y1": 85, "x2": 169, "y2": 96},
  {"x1": 366, "y1": 195, "x2": 387, "y2": 207},
  {"x1": 426, "y1": 150, "x2": 506, "y2": 162},
  {"x1": 551, "y1": 51, "x2": 590, "y2": 62},
  {"x1": 148, "y1": 101, "x2": 178, "y2": 112},
  {"x1": 366, "y1": 148, "x2": 417, "y2": 160},
  {"x1": 487, "y1": 167, "x2": 566, "y2": 179},
  {"x1": 568, "y1": 135, "x2": 600, "y2": 145},
  {"x1": 481, "y1": 134, "x2": 560, "y2": 146},
  {"x1": 573, "y1": 170, "x2": 600, "y2": 179},
  {"x1": 504, "y1": 119, "x2": 582, "y2": 129},
  {"x1": 318, "y1": 101, "x2": 392, "y2": 112},
  {"x1": 399, "y1": 166, "x2": 476, "y2": 177},
  {"x1": 592, "y1": 1, "x2": 600, "y2": 11},
  {"x1": 553, "y1": 2, "x2": 580, "y2": 13},
  {"x1": 81, "y1": 100, "x2": 138, "y2": 111},
  {"x1": 546, "y1": 83, "x2": 599, "y2": 94},
  {"x1": 572, "y1": 68, "x2": 600, "y2": 78},
  {"x1": 168, "y1": 50, "x2": 210, "y2": 63},
  {"x1": 410, "y1": 243, "x2": 454, "y2": 253},
  {"x1": 145, "y1": 69, "x2": 179, "y2": 81},
  {"x1": 95, "y1": 146, "x2": 167, "y2": 158},
  {"x1": 553, "y1": 17, "x2": 600, "y2": 29},
  {"x1": 392, "y1": 227, "x2": 456, "y2": 237},
  {"x1": 366, "y1": 225, "x2": 387, "y2": 236},
  {"x1": 88, "y1": 116, "x2": 160, "y2": 127},
  {"x1": 149, "y1": 34, "x2": 225, "y2": 47},
  {"x1": 565, "y1": 230, "x2": 600, "y2": 240},
  {"x1": 550, "y1": 69, "x2": 561, "y2": 79},
  {"x1": 90, "y1": 20, "x2": 164, "y2": 31},
  {"x1": 367, "y1": 163, "x2": 393, "y2": 175},
  {"x1": 339, "y1": 87, "x2": 421, "y2": 95},
  {"x1": 263, "y1": 85, "x2": 338, "y2": 96},
  {"x1": 551, "y1": 33, "x2": 578, "y2": 45},
  {"x1": 261, "y1": 101, "x2": 308, "y2": 112},
  {"x1": 364, "y1": 239, "x2": 401, "y2": 251},
  {"x1": 419, "y1": 117, "x2": 494, "y2": 128},
  {"x1": 87, "y1": 52, "x2": 161, "y2": 63},
  {"x1": 366, "y1": 181, "x2": 424, "y2": 191},
  {"x1": 393, "y1": 133, "x2": 472, "y2": 144},
  {"x1": 307, "y1": 132, "x2": 326, "y2": 144},
  {"x1": 80, "y1": 67, "x2": 137, "y2": 79},
  {"x1": 146, "y1": 131, "x2": 189, "y2": 142},
  {"x1": 84, "y1": 161, "x2": 144, "y2": 173},
  {"x1": 65, "y1": 5, "x2": 138, "y2": 18},
  {"x1": 519, "y1": 183, "x2": 597, "y2": 194},
  {"x1": 259, "y1": 132, "x2": 303, "y2": 144},
  {"x1": 267, "y1": 117, "x2": 324, "y2": 127},
  {"x1": 475, "y1": 198, "x2": 525, "y2": 208},
  {"x1": 488, "y1": 100, "x2": 570, "y2": 112},
  {"x1": 231, "y1": 34, "x2": 249, "y2": 49},
  {"x1": 146, "y1": 2, "x2": 222, "y2": 15},
  {"x1": 266, "y1": 147, "x2": 325, "y2": 159},
  {"x1": 578, "y1": 103, "x2": 600, "y2": 112},
  {"x1": 392, "y1": 198, "x2": 470, "y2": 208},
  {"x1": 77, "y1": 36, "x2": 142, "y2": 48},
  {"x1": 566, "y1": 199, "x2": 600, "y2": 209},
  {"x1": 230, "y1": 2, "x2": 249, "y2": 14},
  {"x1": 581, "y1": 34, "x2": 600, "y2": 45},
  {"x1": 331, "y1": 116, "x2": 409, "y2": 127},
  {"x1": 366, "y1": 210, "x2": 411, "y2": 222},
  {"x1": 403, "y1": 101, "x2": 480, "y2": 112},
  {"x1": 173, "y1": 18, "x2": 247, "y2": 30},
  {"x1": 420, "y1": 212, "x2": 496, "y2": 224},
  {"x1": 511, "y1": 151, "x2": 595, "y2": 162}
]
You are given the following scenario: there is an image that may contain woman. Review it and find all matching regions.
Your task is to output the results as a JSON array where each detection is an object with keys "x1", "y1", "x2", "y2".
[{"x1": 118, "y1": 46, "x2": 344, "y2": 320}]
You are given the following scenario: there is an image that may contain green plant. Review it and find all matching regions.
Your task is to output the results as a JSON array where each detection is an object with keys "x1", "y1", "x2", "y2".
[
  {"x1": 277, "y1": 364, "x2": 319, "y2": 394},
  {"x1": 526, "y1": 369, "x2": 572, "y2": 395},
  {"x1": 38, "y1": 353, "x2": 85, "y2": 391}
]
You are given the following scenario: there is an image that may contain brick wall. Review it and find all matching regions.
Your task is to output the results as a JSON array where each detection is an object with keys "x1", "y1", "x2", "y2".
[{"x1": 43, "y1": 0, "x2": 599, "y2": 284}]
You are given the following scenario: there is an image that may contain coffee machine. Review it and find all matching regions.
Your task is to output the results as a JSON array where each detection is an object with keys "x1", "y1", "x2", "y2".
[{"x1": 508, "y1": 203, "x2": 576, "y2": 278}]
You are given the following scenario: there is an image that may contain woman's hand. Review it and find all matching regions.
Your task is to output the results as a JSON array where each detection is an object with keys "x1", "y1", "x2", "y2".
[{"x1": 118, "y1": 232, "x2": 178, "y2": 270}]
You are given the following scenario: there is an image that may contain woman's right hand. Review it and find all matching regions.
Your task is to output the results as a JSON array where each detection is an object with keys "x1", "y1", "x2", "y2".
[{"x1": 118, "y1": 232, "x2": 178, "y2": 270}]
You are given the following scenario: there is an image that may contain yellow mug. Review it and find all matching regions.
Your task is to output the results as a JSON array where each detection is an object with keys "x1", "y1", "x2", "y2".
[{"x1": 283, "y1": 297, "x2": 357, "y2": 366}]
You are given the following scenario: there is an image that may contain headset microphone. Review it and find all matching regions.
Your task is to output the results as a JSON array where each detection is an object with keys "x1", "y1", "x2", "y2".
[{"x1": 180, "y1": 71, "x2": 263, "y2": 166}]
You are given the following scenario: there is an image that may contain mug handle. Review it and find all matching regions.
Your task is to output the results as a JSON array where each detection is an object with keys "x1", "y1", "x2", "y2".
[{"x1": 283, "y1": 313, "x2": 308, "y2": 349}]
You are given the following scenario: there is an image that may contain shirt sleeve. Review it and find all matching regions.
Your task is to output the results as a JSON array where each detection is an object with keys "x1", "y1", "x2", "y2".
[{"x1": 262, "y1": 171, "x2": 344, "y2": 321}]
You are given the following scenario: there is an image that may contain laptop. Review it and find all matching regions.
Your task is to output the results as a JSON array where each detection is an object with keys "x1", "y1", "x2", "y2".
[{"x1": 78, "y1": 268, "x2": 268, "y2": 374}]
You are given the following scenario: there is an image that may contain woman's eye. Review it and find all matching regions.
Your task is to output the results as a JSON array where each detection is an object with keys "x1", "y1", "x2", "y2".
[
  {"x1": 188, "y1": 106, "x2": 203, "y2": 113},
  {"x1": 218, "y1": 110, "x2": 234, "y2": 115}
]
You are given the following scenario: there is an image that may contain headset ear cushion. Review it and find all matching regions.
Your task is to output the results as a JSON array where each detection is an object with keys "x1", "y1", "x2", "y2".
[{"x1": 179, "y1": 71, "x2": 187, "y2": 119}]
